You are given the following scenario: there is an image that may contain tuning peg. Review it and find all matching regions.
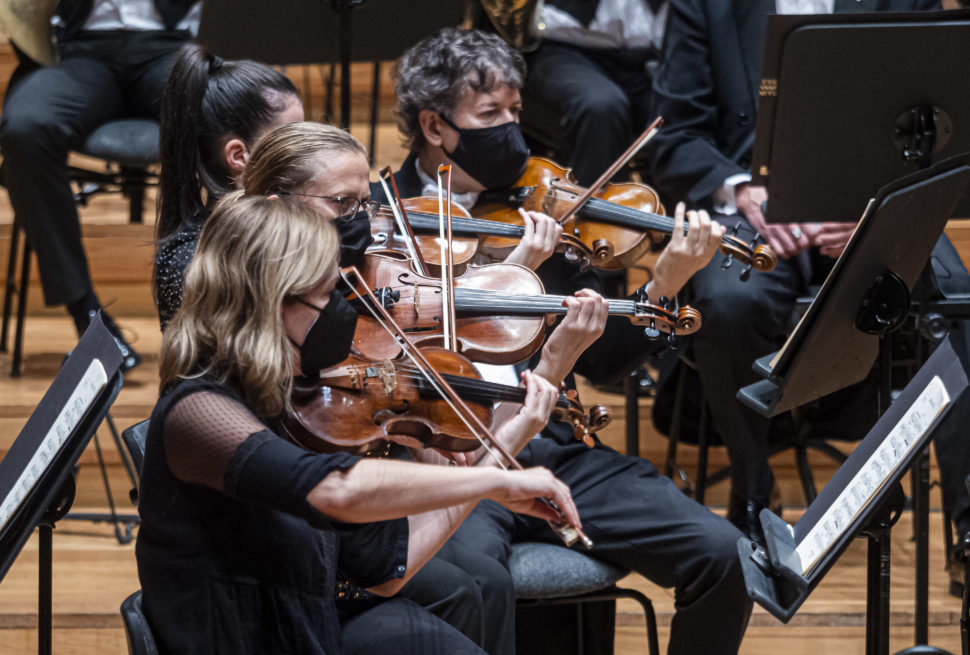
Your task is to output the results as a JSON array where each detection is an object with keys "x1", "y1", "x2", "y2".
[
  {"x1": 563, "y1": 246, "x2": 579, "y2": 263},
  {"x1": 739, "y1": 265, "x2": 752, "y2": 282},
  {"x1": 721, "y1": 254, "x2": 735, "y2": 270},
  {"x1": 667, "y1": 332, "x2": 679, "y2": 348},
  {"x1": 634, "y1": 285, "x2": 649, "y2": 303},
  {"x1": 731, "y1": 221, "x2": 742, "y2": 236},
  {"x1": 644, "y1": 317, "x2": 661, "y2": 339},
  {"x1": 659, "y1": 296, "x2": 673, "y2": 312}
]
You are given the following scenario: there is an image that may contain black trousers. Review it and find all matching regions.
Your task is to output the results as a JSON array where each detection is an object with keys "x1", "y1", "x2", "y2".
[
  {"x1": 438, "y1": 436, "x2": 752, "y2": 655},
  {"x1": 684, "y1": 213, "x2": 970, "y2": 530},
  {"x1": 524, "y1": 42, "x2": 655, "y2": 187},
  {"x1": 340, "y1": 597, "x2": 485, "y2": 655},
  {"x1": 0, "y1": 30, "x2": 187, "y2": 307}
]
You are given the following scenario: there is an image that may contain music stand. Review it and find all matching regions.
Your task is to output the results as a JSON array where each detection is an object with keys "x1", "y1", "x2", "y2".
[
  {"x1": 738, "y1": 156, "x2": 970, "y2": 654},
  {"x1": 751, "y1": 9, "x2": 970, "y2": 223},
  {"x1": 0, "y1": 315, "x2": 123, "y2": 655},
  {"x1": 738, "y1": 338, "x2": 968, "y2": 655},
  {"x1": 197, "y1": 0, "x2": 465, "y2": 132}
]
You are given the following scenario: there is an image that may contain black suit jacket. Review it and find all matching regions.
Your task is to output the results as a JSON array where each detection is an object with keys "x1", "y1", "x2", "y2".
[{"x1": 646, "y1": 0, "x2": 939, "y2": 207}]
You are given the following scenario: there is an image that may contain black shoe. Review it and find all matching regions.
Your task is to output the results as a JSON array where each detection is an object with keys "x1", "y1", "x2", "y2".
[{"x1": 79, "y1": 309, "x2": 142, "y2": 373}]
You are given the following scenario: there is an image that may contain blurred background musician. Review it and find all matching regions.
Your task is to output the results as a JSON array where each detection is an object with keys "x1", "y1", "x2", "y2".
[
  {"x1": 0, "y1": 0, "x2": 201, "y2": 370},
  {"x1": 517, "y1": 0, "x2": 668, "y2": 187},
  {"x1": 645, "y1": 0, "x2": 951, "y2": 543}
]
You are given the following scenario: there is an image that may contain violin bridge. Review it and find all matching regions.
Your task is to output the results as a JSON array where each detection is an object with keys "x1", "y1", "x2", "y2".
[{"x1": 364, "y1": 361, "x2": 398, "y2": 396}]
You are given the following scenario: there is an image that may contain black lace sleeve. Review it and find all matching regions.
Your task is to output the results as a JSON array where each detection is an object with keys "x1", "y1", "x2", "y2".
[{"x1": 162, "y1": 390, "x2": 364, "y2": 530}]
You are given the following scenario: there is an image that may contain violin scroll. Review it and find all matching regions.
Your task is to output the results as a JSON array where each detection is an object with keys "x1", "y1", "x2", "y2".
[{"x1": 550, "y1": 387, "x2": 613, "y2": 448}]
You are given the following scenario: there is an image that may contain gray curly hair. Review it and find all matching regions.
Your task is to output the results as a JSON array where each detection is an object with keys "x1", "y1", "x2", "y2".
[{"x1": 393, "y1": 28, "x2": 526, "y2": 152}]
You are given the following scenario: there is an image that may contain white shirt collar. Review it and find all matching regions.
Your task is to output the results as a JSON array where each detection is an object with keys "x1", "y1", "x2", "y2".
[{"x1": 414, "y1": 158, "x2": 481, "y2": 211}]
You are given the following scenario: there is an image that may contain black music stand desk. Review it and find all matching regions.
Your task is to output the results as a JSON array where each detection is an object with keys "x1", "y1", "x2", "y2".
[
  {"x1": 739, "y1": 339, "x2": 967, "y2": 655},
  {"x1": 0, "y1": 315, "x2": 123, "y2": 655}
]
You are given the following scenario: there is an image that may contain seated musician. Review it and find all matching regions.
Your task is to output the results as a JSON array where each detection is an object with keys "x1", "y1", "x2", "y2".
[
  {"x1": 136, "y1": 192, "x2": 581, "y2": 654},
  {"x1": 154, "y1": 43, "x2": 304, "y2": 329},
  {"x1": 240, "y1": 119, "x2": 613, "y2": 650},
  {"x1": 365, "y1": 27, "x2": 752, "y2": 655}
]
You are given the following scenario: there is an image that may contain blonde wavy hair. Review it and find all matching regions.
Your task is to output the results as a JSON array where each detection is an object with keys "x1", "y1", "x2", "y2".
[
  {"x1": 243, "y1": 121, "x2": 367, "y2": 195},
  {"x1": 160, "y1": 191, "x2": 340, "y2": 418}
]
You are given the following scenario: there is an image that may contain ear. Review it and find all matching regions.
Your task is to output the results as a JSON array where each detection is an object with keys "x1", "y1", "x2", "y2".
[
  {"x1": 223, "y1": 137, "x2": 250, "y2": 180},
  {"x1": 418, "y1": 109, "x2": 446, "y2": 148}
]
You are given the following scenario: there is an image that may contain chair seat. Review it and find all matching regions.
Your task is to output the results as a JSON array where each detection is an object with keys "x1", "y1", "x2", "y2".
[
  {"x1": 509, "y1": 542, "x2": 627, "y2": 599},
  {"x1": 79, "y1": 119, "x2": 160, "y2": 167}
]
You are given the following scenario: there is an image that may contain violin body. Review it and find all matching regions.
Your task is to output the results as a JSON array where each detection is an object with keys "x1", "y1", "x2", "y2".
[
  {"x1": 353, "y1": 251, "x2": 548, "y2": 366},
  {"x1": 473, "y1": 157, "x2": 666, "y2": 270},
  {"x1": 369, "y1": 197, "x2": 480, "y2": 275},
  {"x1": 286, "y1": 348, "x2": 493, "y2": 455}
]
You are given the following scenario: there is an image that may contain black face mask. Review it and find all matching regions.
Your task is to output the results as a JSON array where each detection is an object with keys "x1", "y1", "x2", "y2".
[
  {"x1": 439, "y1": 114, "x2": 530, "y2": 190},
  {"x1": 334, "y1": 210, "x2": 373, "y2": 268},
  {"x1": 292, "y1": 289, "x2": 358, "y2": 378}
]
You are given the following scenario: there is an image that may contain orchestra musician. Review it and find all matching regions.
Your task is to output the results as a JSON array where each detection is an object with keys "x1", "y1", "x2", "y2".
[
  {"x1": 137, "y1": 191, "x2": 581, "y2": 654},
  {"x1": 370, "y1": 27, "x2": 752, "y2": 655},
  {"x1": 644, "y1": 0, "x2": 970, "y2": 547},
  {"x1": 238, "y1": 119, "x2": 613, "y2": 652},
  {"x1": 0, "y1": 0, "x2": 202, "y2": 371},
  {"x1": 519, "y1": 0, "x2": 669, "y2": 186},
  {"x1": 154, "y1": 43, "x2": 304, "y2": 328}
]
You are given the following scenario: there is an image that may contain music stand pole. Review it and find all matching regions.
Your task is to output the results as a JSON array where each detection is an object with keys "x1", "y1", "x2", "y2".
[{"x1": 332, "y1": 0, "x2": 364, "y2": 130}]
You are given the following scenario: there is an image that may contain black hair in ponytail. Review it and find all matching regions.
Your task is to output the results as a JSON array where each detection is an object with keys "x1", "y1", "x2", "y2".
[{"x1": 156, "y1": 43, "x2": 298, "y2": 241}]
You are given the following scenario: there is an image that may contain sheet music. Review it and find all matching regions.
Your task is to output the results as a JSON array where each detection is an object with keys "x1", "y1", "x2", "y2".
[
  {"x1": 0, "y1": 360, "x2": 107, "y2": 534},
  {"x1": 795, "y1": 374, "x2": 949, "y2": 574}
]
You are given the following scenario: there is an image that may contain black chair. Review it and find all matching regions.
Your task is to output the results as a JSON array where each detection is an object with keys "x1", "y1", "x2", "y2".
[
  {"x1": 510, "y1": 542, "x2": 660, "y2": 655},
  {"x1": 121, "y1": 590, "x2": 159, "y2": 655},
  {"x1": 1, "y1": 118, "x2": 159, "y2": 377},
  {"x1": 121, "y1": 419, "x2": 149, "y2": 506}
]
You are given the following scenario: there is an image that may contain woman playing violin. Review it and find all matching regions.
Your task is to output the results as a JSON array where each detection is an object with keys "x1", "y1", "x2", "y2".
[
  {"x1": 366, "y1": 28, "x2": 752, "y2": 655},
  {"x1": 137, "y1": 193, "x2": 581, "y2": 655}
]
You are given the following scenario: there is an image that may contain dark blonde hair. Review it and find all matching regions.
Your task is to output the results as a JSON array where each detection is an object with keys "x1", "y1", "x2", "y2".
[
  {"x1": 243, "y1": 121, "x2": 367, "y2": 196},
  {"x1": 160, "y1": 192, "x2": 340, "y2": 417}
]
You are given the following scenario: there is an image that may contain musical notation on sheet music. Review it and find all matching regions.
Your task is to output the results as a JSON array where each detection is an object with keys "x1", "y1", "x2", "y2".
[
  {"x1": 795, "y1": 375, "x2": 949, "y2": 574},
  {"x1": 0, "y1": 360, "x2": 107, "y2": 534}
]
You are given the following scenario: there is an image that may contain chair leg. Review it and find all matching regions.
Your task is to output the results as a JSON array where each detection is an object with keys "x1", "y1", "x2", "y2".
[
  {"x1": 613, "y1": 587, "x2": 660, "y2": 655},
  {"x1": 1, "y1": 219, "x2": 21, "y2": 353},
  {"x1": 625, "y1": 372, "x2": 641, "y2": 458},
  {"x1": 576, "y1": 601, "x2": 584, "y2": 655},
  {"x1": 665, "y1": 363, "x2": 689, "y2": 478},
  {"x1": 12, "y1": 235, "x2": 30, "y2": 378},
  {"x1": 795, "y1": 445, "x2": 817, "y2": 504},
  {"x1": 695, "y1": 400, "x2": 711, "y2": 505},
  {"x1": 120, "y1": 166, "x2": 146, "y2": 224}
]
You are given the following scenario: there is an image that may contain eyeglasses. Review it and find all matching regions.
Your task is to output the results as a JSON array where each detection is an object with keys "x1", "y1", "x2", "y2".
[{"x1": 281, "y1": 192, "x2": 381, "y2": 218}]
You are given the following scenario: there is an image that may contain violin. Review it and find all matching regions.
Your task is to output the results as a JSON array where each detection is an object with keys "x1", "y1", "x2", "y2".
[
  {"x1": 350, "y1": 250, "x2": 701, "y2": 366},
  {"x1": 302, "y1": 266, "x2": 594, "y2": 548},
  {"x1": 284, "y1": 348, "x2": 612, "y2": 456},
  {"x1": 472, "y1": 156, "x2": 778, "y2": 278},
  {"x1": 369, "y1": 196, "x2": 593, "y2": 272}
]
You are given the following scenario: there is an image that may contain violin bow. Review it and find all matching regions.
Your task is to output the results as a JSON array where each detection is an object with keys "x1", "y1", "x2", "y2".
[
  {"x1": 379, "y1": 167, "x2": 429, "y2": 277},
  {"x1": 437, "y1": 164, "x2": 459, "y2": 352},
  {"x1": 339, "y1": 265, "x2": 593, "y2": 549},
  {"x1": 558, "y1": 116, "x2": 664, "y2": 224}
]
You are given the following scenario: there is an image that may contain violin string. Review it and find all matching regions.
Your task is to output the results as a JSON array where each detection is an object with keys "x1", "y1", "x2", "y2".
[{"x1": 341, "y1": 272, "x2": 511, "y2": 469}]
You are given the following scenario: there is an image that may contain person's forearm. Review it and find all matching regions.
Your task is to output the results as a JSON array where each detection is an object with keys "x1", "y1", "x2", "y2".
[{"x1": 308, "y1": 459, "x2": 505, "y2": 524}]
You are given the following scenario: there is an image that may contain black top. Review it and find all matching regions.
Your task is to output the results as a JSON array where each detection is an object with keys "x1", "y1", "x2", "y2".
[
  {"x1": 154, "y1": 220, "x2": 202, "y2": 330},
  {"x1": 136, "y1": 376, "x2": 409, "y2": 654},
  {"x1": 56, "y1": 0, "x2": 197, "y2": 39}
]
